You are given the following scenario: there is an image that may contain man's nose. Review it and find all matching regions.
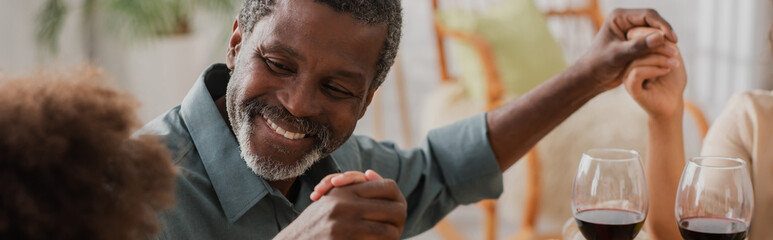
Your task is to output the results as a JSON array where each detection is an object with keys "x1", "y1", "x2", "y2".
[{"x1": 277, "y1": 81, "x2": 322, "y2": 118}]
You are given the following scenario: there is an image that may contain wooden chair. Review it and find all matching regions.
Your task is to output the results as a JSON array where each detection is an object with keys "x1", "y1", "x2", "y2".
[
  {"x1": 431, "y1": 0, "x2": 602, "y2": 239},
  {"x1": 430, "y1": 0, "x2": 507, "y2": 238}
]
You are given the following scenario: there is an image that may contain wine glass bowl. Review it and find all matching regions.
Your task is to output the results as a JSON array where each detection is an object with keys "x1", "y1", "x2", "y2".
[
  {"x1": 562, "y1": 217, "x2": 651, "y2": 240},
  {"x1": 675, "y1": 157, "x2": 754, "y2": 240},
  {"x1": 572, "y1": 148, "x2": 648, "y2": 240}
]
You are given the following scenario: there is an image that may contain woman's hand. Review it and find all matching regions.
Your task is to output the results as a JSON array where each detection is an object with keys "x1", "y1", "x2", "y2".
[
  {"x1": 310, "y1": 170, "x2": 383, "y2": 201},
  {"x1": 622, "y1": 27, "x2": 687, "y2": 120}
]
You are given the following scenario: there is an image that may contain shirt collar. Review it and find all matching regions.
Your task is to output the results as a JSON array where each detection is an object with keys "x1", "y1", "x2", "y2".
[{"x1": 180, "y1": 64, "x2": 341, "y2": 223}]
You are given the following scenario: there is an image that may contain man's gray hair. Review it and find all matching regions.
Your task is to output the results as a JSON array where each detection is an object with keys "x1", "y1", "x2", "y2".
[{"x1": 238, "y1": 0, "x2": 402, "y2": 89}]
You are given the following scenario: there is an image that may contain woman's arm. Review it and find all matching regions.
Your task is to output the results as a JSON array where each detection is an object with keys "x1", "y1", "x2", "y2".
[
  {"x1": 622, "y1": 27, "x2": 687, "y2": 240},
  {"x1": 644, "y1": 113, "x2": 685, "y2": 239}
]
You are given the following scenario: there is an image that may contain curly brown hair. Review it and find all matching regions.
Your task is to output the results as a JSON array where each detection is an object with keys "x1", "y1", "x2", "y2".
[{"x1": 0, "y1": 68, "x2": 176, "y2": 239}]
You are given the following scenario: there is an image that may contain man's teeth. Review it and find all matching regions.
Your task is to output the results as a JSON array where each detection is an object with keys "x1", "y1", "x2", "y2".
[{"x1": 263, "y1": 116, "x2": 306, "y2": 140}]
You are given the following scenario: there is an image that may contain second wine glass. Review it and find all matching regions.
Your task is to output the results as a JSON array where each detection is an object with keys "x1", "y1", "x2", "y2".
[
  {"x1": 572, "y1": 148, "x2": 648, "y2": 240},
  {"x1": 675, "y1": 157, "x2": 754, "y2": 240}
]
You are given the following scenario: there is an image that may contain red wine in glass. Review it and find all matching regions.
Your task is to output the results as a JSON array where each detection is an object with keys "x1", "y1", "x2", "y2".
[
  {"x1": 573, "y1": 149, "x2": 648, "y2": 240},
  {"x1": 678, "y1": 217, "x2": 748, "y2": 240},
  {"x1": 675, "y1": 157, "x2": 754, "y2": 240},
  {"x1": 575, "y1": 208, "x2": 645, "y2": 240}
]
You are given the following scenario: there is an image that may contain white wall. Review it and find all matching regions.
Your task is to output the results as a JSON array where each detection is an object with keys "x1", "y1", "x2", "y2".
[
  {"x1": 0, "y1": 0, "x2": 233, "y2": 121},
  {"x1": 603, "y1": 0, "x2": 773, "y2": 122},
  {"x1": 0, "y1": 0, "x2": 88, "y2": 71}
]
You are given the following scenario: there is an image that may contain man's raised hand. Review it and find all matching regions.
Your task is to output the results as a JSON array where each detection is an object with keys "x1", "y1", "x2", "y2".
[
  {"x1": 622, "y1": 27, "x2": 686, "y2": 119},
  {"x1": 575, "y1": 9, "x2": 679, "y2": 91}
]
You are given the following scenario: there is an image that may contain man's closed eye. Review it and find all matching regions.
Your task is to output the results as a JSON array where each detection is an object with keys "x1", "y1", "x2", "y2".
[
  {"x1": 265, "y1": 58, "x2": 294, "y2": 74},
  {"x1": 325, "y1": 84, "x2": 357, "y2": 99}
]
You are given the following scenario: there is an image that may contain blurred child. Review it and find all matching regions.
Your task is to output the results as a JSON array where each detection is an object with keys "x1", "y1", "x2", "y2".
[{"x1": 0, "y1": 68, "x2": 176, "y2": 239}]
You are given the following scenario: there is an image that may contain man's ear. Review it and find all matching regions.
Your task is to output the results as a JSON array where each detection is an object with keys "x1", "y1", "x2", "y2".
[
  {"x1": 358, "y1": 89, "x2": 377, "y2": 119},
  {"x1": 226, "y1": 18, "x2": 243, "y2": 70}
]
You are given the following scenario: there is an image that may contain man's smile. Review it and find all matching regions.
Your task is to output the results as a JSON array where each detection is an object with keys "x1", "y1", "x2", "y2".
[
  {"x1": 256, "y1": 114, "x2": 316, "y2": 152},
  {"x1": 263, "y1": 115, "x2": 307, "y2": 140}
]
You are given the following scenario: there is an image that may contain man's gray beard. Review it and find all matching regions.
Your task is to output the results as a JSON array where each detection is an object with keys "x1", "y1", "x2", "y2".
[{"x1": 233, "y1": 116, "x2": 323, "y2": 181}]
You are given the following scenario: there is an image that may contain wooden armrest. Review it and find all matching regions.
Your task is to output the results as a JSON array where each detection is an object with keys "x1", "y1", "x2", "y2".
[{"x1": 684, "y1": 100, "x2": 710, "y2": 139}]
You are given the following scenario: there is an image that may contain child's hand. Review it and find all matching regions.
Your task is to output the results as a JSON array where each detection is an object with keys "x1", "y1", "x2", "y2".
[
  {"x1": 310, "y1": 169, "x2": 383, "y2": 201},
  {"x1": 623, "y1": 27, "x2": 687, "y2": 119}
]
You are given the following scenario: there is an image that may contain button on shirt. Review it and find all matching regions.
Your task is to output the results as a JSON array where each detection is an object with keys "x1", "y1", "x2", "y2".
[{"x1": 140, "y1": 64, "x2": 503, "y2": 239}]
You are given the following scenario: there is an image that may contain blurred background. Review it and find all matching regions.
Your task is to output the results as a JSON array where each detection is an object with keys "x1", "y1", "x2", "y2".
[{"x1": 1, "y1": 0, "x2": 771, "y2": 239}]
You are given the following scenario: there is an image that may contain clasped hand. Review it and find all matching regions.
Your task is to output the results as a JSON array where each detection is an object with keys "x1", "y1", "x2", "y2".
[{"x1": 274, "y1": 170, "x2": 407, "y2": 240}]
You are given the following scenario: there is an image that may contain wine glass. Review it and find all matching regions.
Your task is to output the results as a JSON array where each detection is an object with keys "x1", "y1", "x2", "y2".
[
  {"x1": 675, "y1": 157, "x2": 754, "y2": 240},
  {"x1": 572, "y1": 148, "x2": 648, "y2": 240}
]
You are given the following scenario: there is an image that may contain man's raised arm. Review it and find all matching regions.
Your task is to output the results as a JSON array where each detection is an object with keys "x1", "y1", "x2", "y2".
[{"x1": 487, "y1": 9, "x2": 679, "y2": 171}]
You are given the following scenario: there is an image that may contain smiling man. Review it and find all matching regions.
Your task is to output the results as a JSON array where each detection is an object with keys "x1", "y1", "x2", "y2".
[{"x1": 141, "y1": 0, "x2": 679, "y2": 239}]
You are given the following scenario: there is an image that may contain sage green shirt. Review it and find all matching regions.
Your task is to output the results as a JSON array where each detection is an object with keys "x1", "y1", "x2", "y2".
[{"x1": 141, "y1": 64, "x2": 503, "y2": 239}]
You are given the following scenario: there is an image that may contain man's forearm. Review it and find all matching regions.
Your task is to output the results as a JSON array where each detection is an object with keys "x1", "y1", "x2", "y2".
[
  {"x1": 486, "y1": 64, "x2": 605, "y2": 171},
  {"x1": 482, "y1": 9, "x2": 679, "y2": 171}
]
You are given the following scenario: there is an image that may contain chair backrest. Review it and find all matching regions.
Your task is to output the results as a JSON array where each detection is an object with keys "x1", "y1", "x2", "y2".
[
  {"x1": 540, "y1": 0, "x2": 603, "y2": 63},
  {"x1": 431, "y1": 0, "x2": 602, "y2": 110},
  {"x1": 432, "y1": 0, "x2": 603, "y2": 73}
]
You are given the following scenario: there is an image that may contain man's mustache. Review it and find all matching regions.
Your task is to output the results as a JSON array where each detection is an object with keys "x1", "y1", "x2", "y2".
[{"x1": 242, "y1": 98, "x2": 332, "y2": 142}]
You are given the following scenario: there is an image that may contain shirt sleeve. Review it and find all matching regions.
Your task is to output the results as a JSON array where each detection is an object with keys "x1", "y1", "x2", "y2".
[
  {"x1": 331, "y1": 113, "x2": 503, "y2": 237},
  {"x1": 701, "y1": 92, "x2": 755, "y2": 161}
]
